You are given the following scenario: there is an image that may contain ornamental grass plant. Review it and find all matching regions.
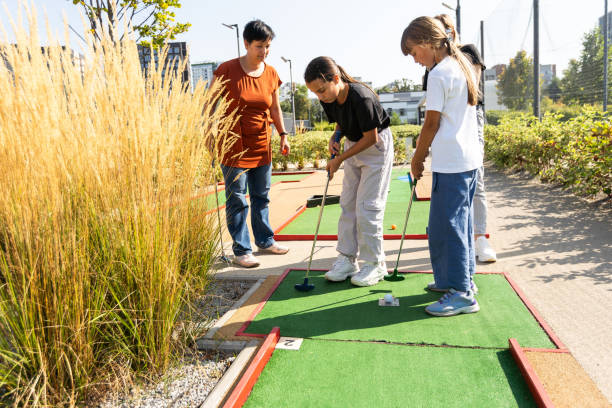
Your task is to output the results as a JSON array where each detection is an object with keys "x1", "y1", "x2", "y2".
[{"x1": 0, "y1": 5, "x2": 236, "y2": 406}]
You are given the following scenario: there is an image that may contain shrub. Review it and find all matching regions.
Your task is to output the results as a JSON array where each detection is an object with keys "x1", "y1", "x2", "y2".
[
  {"x1": 271, "y1": 125, "x2": 423, "y2": 169},
  {"x1": 484, "y1": 107, "x2": 611, "y2": 198},
  {"x1": 313, "y1": 121, "x2": 336, "y2": 131}
]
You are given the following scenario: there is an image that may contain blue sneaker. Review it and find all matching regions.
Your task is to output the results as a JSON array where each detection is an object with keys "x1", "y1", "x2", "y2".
[{"x1": 425, "y1": 289, "x2": 480, "y2": 317}]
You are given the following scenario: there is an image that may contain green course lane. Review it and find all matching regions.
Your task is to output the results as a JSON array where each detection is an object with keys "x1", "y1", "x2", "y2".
[
  {"x1": 244, "y1": 271, "x2": 556, "y2": 349},
  {"x1": 244, "y1": 339, "x2": 535, "y2": 408}
]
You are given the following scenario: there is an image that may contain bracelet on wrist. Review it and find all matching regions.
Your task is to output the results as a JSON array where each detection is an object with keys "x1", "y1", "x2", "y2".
[{"x1": 279, "y1": 132, "x2": 288, "y2": 137}]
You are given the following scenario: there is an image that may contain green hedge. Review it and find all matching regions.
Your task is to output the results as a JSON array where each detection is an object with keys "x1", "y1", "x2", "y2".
[
  {"x1": 484, "y1": 108, "x2": 611, "y2": 198},
  {"x1": 271, "y1": 124, "x2": 422, "y2": 169}
]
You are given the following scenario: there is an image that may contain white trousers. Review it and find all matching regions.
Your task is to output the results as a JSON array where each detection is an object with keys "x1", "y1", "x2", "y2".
[{"x1": 337, "y1": 127, "x2": 394, "y2": 263}]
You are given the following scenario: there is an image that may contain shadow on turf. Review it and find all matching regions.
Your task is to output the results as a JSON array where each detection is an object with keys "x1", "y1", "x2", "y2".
[
  {"x1": 497, "y1": 350, "x2": 539, "y2": 407},
  {"x1": 485, "y1": 164, "x2": 612, "y2": 288},
  {"x1": 245, "y1": 279, "x2": 442, "y2": 339}
]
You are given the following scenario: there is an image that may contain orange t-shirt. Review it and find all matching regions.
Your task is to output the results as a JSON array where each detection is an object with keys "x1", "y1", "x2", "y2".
[{"x1": 214, "y1": 58, "x2": 282, "y2": 168}]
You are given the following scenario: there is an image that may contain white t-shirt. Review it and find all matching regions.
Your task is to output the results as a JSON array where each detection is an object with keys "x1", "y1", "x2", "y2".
[{"x1": 426, "y1": 56, "x2": 482, "y2": 173}]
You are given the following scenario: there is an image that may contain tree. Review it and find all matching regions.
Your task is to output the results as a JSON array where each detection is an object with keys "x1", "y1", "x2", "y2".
[
  {"x1": 280, "y1": 84, "x2": 311, "y2": 120},
  {"x1": 70, "y1": 0, "x2": 191, "y2": 47},
  {"x1": 390, "y1": 112, "x2": 402, "y2": 126},
  {"x1": 376, "y1": 78, "x2": 422, "y2": 94},
  {"x1": 497, "y1": 50, "x2": 534, "y2": 110},
  {"x1": 544, "y1": 77, "x2": 562, "y2": 102},
  {"x1": 308, "y1": 98, "x2": 328, "y2": 123},
  {"x1": 560, "y1": 27, "x2": 610, "y2": 105}
]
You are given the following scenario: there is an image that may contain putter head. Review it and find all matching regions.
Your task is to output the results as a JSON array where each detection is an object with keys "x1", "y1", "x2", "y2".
[
  {"x1": 384, "y1": 270, "x2": 405, "y2": 281},
  {"x1": 294, "y1": 278, "x2": 315, "y2": 292},
  {"x1": 219, "y1": 255, "x2": 231, "y2": 264}
]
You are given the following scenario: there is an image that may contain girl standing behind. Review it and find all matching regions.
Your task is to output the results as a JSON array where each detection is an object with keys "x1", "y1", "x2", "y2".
[
  {"x1": 401, "y1": 16, "x2": 482, "y2": 316},
  {"x1": 304, "y1": 57, "x2": 393, "y2": 287},
  {"x1": 435, "y1": 14, "x2": 497, "y2": 264}
]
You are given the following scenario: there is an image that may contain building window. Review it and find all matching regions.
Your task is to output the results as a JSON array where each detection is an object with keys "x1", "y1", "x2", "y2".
[
  {"x1": 399, "y1": 109, "x2": 406, "y2": 116},
  {"x1": 387, "y1": 108, "x2": 393, "y2": 115}
]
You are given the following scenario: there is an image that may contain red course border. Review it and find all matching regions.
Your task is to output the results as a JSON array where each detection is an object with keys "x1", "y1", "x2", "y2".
[
  {"x1": 223, "y1": 327, "x2": 281, "y2": 408},
  {"x1": 509, "y1": 338, "x2": 555, "y2": 408},
  {"x1": 236, "y1": 269, "x2": 563, "y2": 351}
]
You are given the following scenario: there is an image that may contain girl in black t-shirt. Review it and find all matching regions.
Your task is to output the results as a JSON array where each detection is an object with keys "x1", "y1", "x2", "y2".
[{"x1": 304, "y1": 56, "x2": 394, "y2": 287}]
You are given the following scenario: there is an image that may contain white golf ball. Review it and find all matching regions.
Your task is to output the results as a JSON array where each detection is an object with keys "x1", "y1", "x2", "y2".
[{"x1": 384, "y1": 293, "x2": 394, "y2": 303}]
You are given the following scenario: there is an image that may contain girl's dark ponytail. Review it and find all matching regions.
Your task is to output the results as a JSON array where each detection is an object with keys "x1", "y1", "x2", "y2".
[{"x1": 305, "y1": 56, "x2": 377, "y2": 97}]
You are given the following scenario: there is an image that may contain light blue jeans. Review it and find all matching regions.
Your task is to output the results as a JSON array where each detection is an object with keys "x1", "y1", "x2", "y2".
[
  {"x1": 220, "y1": 164, "x2": 275, "y2": 256},
  {"x1": 428, "y1": 170, "x2": 478, "y2": 292}
]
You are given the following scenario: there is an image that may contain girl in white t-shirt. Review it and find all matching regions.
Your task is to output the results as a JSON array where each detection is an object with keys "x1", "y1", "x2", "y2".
[{"x1": 401, "y1": 16, "x2": 482, "y2": 316}]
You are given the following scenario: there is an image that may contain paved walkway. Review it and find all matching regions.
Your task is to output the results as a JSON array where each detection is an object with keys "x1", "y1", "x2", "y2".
[{"x1": 212, "y1": 162, "x2": 612, "y2": 404}]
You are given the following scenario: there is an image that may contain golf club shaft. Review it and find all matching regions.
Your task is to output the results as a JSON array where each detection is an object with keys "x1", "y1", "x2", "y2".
[
  {"x1": 394, "y1": 180, "x2": 417, "y2": 270},
  {"x1": 304, "y1": 131, "x2": 341, "y2": 279},
  {"x1": 212, "y1": 160, "x2": 228, "y2": 260},
  {"x1": 305, "y1": 173, "x2": 331, "y2": 278}
]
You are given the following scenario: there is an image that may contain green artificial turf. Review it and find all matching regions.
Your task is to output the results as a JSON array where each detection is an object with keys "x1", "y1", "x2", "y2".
[
  {"x1": 204, "y1": 189, "x2": 226, "y2": 210},
  {"x1": 243, "y1": 339, "x2": 535, "y2": 408},
  {"x1": 244, "y1": 271, "x2": 555, "y2": 349},
  {"x1": 277, "y1": 168, "x2": 430, "y2": 235},
  {"x1": 270, "y1": 173, "x2": 311, "y2": 183}
]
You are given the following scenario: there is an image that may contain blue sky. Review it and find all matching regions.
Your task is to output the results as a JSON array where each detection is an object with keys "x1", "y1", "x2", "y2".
[{"x1": 0, "y1": 0, "x2": 606, "y2": 88}]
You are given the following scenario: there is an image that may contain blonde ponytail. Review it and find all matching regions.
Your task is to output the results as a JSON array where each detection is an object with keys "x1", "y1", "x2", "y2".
[{"x1": 401, "y1": 16, "x2": 478, "y2": 106}]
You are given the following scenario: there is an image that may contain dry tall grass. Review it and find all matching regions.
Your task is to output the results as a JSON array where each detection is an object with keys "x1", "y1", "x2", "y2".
[{"x1": 0, "y1": 5, "x2": 235, "y2": 406}]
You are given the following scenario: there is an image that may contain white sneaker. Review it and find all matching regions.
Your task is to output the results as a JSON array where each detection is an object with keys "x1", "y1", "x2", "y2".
[
  {"x1": 350, "y1": 261, "x2": 388, "y2": 287},
  {"x1": 476, "y1": 236, "x2": 497, "y2": 262},
  {"x1": 325, "y1": 254, "x2": 359, "y2": 282}
]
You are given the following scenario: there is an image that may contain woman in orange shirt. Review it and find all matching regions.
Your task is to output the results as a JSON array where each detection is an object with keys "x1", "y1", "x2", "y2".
[{"x1": 211, "y1": 20, "x2": 290, "y2": 268}]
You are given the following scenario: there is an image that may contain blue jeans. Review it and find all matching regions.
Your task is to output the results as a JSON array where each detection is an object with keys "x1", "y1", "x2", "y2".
[
  {"x1": 220, "y1": 164, "x2": 275, "y2": 256},
  {"x1": 428, "y1": 170, "x2": 477, "y2": 292}
]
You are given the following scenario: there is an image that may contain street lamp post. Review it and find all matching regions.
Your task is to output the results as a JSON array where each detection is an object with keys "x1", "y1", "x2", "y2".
[
  {"x1": 442, "y1": 1, "x2": 461, "y2": 36},
  {"x1": 222, "y1": 23, "x2": 240, "y2": 58},
  {"x1": 281, "y1": 56, "x2": 297, "y2": 135}
]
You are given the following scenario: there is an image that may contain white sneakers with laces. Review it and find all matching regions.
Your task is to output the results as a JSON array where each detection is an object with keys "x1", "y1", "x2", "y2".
[
  {"x1": 350, "y1": 261, "x2": 388, "y2": 287},
  {"x1": 326, "y1": 255, "x2": 388, "y2": 287},
  {"x1": 325, "y1": 254, "x2": 359, "y2": 282}
]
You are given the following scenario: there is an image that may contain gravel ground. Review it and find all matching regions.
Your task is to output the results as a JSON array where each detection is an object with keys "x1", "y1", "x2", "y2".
[{"x1": 97, "y1": 279, "x2": 253, "y2": 408}]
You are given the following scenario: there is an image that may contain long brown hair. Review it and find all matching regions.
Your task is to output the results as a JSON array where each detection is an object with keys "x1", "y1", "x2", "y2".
[
  {"x1": 434, "y1": 14, "x2": 459, "y2": 46},
  {"x1": 400, "y1": 16, "x2": 478, "y2": 106},
  {"x1": 304, "y1": 56, "x2": 377, "y2": 97}
]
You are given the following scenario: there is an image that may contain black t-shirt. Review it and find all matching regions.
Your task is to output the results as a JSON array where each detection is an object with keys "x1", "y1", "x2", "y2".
[
  {"x1": 321, "y1": 83, "x2": 390, "y2": 142},
  {"x1": 422, "y1": 44, "x2": 486, "y2": 105}
]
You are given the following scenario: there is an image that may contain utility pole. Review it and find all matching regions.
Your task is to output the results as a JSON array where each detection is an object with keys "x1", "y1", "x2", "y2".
[
  {"x1": 533, "y1": 0, "x2": 540, "y2": 120},
  {"x1": 480, "y1": 20, "x2": 485, "y2": 113},
  {"x1": 222, "y1": 23, "x2": 240, "y2": 58},
  {"x1": 442, "y1": 1, "x2": 461, "y2": 37},
  {"x1": 281, "y1": 57, "x2": 297, "y2": 135},
  {"x1": 604, "y1": 0, "x2": 609, "y2": 111},
  {"x1": 456, "y1": 0, "x2": 461, "y2": 36}
]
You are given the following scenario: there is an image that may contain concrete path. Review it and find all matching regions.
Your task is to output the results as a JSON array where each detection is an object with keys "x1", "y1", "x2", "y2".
[{"x1": 211, "y1": 162, "x2": 612, "y2": 404}]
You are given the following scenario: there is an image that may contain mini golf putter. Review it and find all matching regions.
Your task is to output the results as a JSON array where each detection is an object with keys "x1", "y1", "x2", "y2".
[
  {"x1": 385, "y1": 179, "x2": 417, "y2": 282},
  {"x1": 379, "y1": 293, "x2": 399, "y2": 307},
  {"x1": 295, "y1": 131, "x2": 342, "y2": 292}
]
